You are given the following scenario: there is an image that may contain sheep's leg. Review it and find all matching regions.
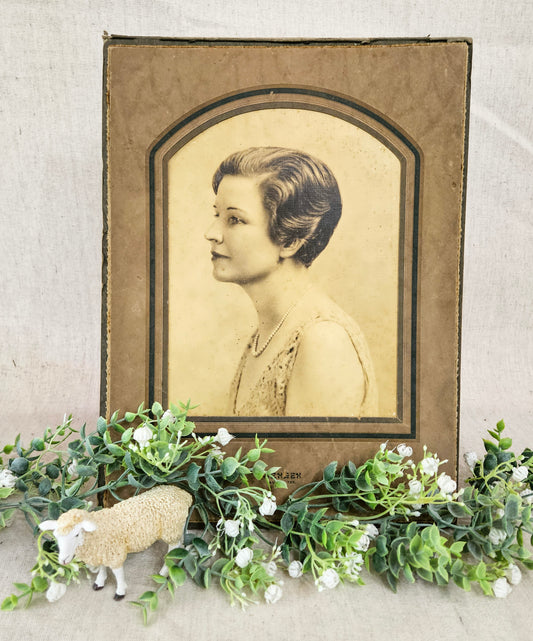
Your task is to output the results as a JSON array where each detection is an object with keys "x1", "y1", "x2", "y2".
[
  {"x1": 112, "y1": 566, "x2": 127, "y2": 600},
  {"x1": 93, "y1": 566, "x2": 108, "y2": 591},
  {"x1": 159, "y1": 541, "x2": 182, "y2": 577}
]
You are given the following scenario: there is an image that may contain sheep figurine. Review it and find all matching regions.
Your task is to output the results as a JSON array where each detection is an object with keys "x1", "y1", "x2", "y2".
[{"x1": 39, "y1": 485, "x2": 192, "y2": 600}]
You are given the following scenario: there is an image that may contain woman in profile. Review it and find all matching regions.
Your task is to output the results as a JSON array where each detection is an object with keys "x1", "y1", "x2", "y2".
[{"x1": 204, "y1": 147, "x2": 378, "y2": 417}]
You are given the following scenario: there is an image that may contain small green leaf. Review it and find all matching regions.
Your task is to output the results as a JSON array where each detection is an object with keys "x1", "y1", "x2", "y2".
[
  {"x1": 186, "y1": 462, "x2": 201, "y2": 490},
  {"x1": 184, "y1": 554, "x2": 197, "y2": 576},
  {"x1": 280, "y1": 512, "x2": 295, "y2": 535},
  {"x1": 191, "y1": 537, "x2": 210, "y2": 557},
  {"x1": 31, "y1": 438, "x2": 45, "y2": 451},
  {"x1": 450, "y1": 541, "x2": 465, "y2": 557},
  {"x1": 499, "y1": 437, "x2": 512, "y2": 451},
  {"x1": 121, "y1": 428, "x2": 133, "y2": 444},
  {"x1": 166, "y1": 548, "x2": 189, "y2": 561},
  {"x1": 221, "y1": 457, "x2": 239, "y2": 478},
  {"x1": 46, "y1": 464, "x2": 61, "y2": 479},
  {"x1": 105, "y1": 443, "x2": 124, "y2": 457},
  {"x1": 151, "y1": 402, "x2": 163, "y2": 417},
  {"x1": 253, "y1": 460, "x2": 267, "y2": 480},
  {"x1": 32, "y1": 576, "x2": 48, "y2": 592},
  {"x1": 124, "y1": 412, "x2": 136, "y2": 423},
  {"x1": 505, "y1": 494, "x2": 520, "y2": 521},
  {"x1": 246, "y1": 448, "x2": 261, "y2": 462},
  {"x1": 376, "y1": 535, "x2": 388, "y2": 557},
  {"x1": 403, "y1": 563, "x2": 415, "y2": 583},
  {"x1": 483, "y1": 440, "x2": 499, "y2": 455},
  {"x1": 97, "y1": 416, "x2": 108, "y2": 435},
  {"x1": 48, "y1": 502, "x2": 61, "y2": 520},
  {"x1": 151, "y1": 574, "x2": 167, "y2": 584},
  {"x1": 447, "y1": 502, "x2": 473, "y2": 518},
  {"x1": 1, "y1": 595, "x2": 18, "y2": 611},
  {"x1": 323, "y1": 461, "x2": 338, "y2": 483},
  {"x1": 205, "y1": 473, "x2": 222, "y2": 493},
  {"x1": 38, "y1": 478, "x2": 52, "y2": 496},
  {"x1": 10, "y1": 457, "x2": 29, "y2": 475}
]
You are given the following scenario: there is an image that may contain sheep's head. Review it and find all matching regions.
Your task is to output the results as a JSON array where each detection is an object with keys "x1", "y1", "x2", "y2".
[{"x1": 40, "y1": 510, "x2": 97, "y2": 564}]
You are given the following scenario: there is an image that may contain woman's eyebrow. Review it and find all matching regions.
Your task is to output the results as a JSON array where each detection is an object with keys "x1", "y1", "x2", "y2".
[{"x1": 213, "y1": 204, "x2": 247, "y2": 213}]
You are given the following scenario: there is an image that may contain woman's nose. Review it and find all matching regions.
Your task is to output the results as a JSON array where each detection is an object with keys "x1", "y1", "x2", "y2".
[{"x1": 204, "y1": 218, "x2": 223, "y2": 243}]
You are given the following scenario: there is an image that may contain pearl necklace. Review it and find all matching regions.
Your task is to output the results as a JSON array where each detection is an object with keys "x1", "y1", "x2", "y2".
[{"x1": 251, "y1": 292, "x2": 307, "y2": 358}]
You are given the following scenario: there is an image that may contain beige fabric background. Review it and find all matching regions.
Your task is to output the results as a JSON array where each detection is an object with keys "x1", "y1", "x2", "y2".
[{"x1": 1, "y1": 1, "x2": 532, "y2": 639}]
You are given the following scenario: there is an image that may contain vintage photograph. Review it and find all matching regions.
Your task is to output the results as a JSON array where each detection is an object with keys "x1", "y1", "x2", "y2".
[{"x1": 165, "y1": 108, "x2": 402, "y2": 420}]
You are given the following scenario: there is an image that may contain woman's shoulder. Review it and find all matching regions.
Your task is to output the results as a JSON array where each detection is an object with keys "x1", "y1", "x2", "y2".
[{"x1": 296, "y1": 288, "x2": 365, "y2": 336}]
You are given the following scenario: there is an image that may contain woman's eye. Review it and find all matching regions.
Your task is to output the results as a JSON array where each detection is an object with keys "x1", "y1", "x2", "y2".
[{"x1": 228, "y1": 216, "x2": 244, "y2": 225}]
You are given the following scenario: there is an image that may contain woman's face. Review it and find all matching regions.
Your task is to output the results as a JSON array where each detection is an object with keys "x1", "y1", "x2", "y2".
[{"x1": 205, "y1": 175, "x2": 284, "y2": 285}]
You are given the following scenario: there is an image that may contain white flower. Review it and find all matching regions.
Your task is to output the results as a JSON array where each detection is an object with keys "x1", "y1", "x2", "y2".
[
  {"x1": 365, "y1": 523, "x2": 379, "y2": 539},
  {"x1": 420, "y1": 457, "x2": 440, "y2": 476},
  {"x1": 349, "y1": 519, "x2": 359, "y2": 527},
  {"x1": 235, "y1": 547, "x2": 254, "y2": 568},
  {"x1": 507, "y1": 563, "x2": 522, "y2": 586},
  {"x1": 397, "y1": 444, "x2": 413, "y2": 458},
  {"x1": 288, "y1": 560, "x2": 303, "y2": 578},
  {"x1": 67, "y1": 460, "x2": 79, "y2": 478},
  {"x1": 262, "y1": 561, "x2": 277, "y2": 576},
  {"x1": 223, "y1": 519, "x2": 241, "y2": 538},
  {"x1": 264, "y1": 584, "x2": 283, "y2": 604},
  {"x1": 437, "y1": 473, "x2": 457, "y2": 495},
  {"x1": 463, "y1": 451, "x2": 478, "y2": 471},
  {"x1": 488, "y1": 527, "x2": 507, "y2": 546},
  {"x1": 355, "y1": 533, "x2": 371, "y2": 552},
  {"x1": 512, "y1": 466, "x2": 528, "y2": 483},
  {"x1": 215, "y1": 428, "x2": 235, "y2": 447},
  {"x1": 259, "y1": 494, "x2": 277, "y2": 516},
  {"x1": 317, "y1": 568, "x2": 340, "y2": 591},
  {"x1": 493, "y1": 507, "x2": 505, "y2": 519},
  {"x1": 0, "y1": 468, "x2": 17, "y2": 488},
  {"x1": 161, "y1": 409, "x2": 176, "y2": 423},
  {"x1": 344, "y1": 553, "x2": 364, "y2": 579},
  {"x1": 408, "y1": 479, "x2": 423, "y2": 498},
  {"x1": 133, "y1": 424, "x2": 154, "y2": 449},
  {"x1": 211, "y1": 445, "x2": 224, "y2": 461},
  {"x1": 46, "y1": 581, "x2": 67, "y2": 603},
  {"x1": 493, "y1": 577, "x2": 512, "y2": 598}
]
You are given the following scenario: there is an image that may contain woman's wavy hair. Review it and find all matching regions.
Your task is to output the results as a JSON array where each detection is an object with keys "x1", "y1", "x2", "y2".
[{"x1": 212, "y1": 147, "x2": 342, "y2": 267}]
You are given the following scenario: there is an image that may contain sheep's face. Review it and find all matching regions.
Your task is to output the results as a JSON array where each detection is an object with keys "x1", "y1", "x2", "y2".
[{"x1": 40, "y1": 514, "x2": 97, "y2": 564}]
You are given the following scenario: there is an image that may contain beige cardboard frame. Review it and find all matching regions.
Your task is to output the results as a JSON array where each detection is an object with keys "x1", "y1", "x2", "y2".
[{"x1": 102, "y1": 38, "x2": 471, "y2": 488}]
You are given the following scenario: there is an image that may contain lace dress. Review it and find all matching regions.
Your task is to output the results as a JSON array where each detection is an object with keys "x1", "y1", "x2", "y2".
[{"x1": 228, "y1": 300, "x2": 378, "y2": 417}]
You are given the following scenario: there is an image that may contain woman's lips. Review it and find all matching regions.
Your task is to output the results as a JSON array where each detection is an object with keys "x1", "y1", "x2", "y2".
[{"x1": 211, "y1": 251, "x2": 229, "y2": 260}]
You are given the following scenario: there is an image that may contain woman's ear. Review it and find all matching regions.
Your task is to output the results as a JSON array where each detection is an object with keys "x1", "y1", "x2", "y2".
[{"x1": 279, "y1": 238, "x2": 305, "y2": 259}]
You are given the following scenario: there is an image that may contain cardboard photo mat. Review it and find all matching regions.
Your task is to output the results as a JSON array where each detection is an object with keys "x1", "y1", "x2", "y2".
[{"x1": 102, "y1": 38, "x2": 471, "y2": 487}]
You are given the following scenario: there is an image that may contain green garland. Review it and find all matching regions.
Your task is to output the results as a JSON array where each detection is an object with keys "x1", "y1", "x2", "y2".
[{"x1": 0, "y1": 403, "x2": 532, "y2": 622}]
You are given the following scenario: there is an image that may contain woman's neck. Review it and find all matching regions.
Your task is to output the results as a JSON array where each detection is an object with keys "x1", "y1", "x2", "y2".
[{"x1": 242, "y1": 261, "x2": 311, "y2": 334}]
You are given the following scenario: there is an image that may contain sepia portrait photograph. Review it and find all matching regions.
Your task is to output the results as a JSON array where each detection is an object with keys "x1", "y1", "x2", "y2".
[{"x1": 164, "y1": 108, "x2": 402, "y2": 422}]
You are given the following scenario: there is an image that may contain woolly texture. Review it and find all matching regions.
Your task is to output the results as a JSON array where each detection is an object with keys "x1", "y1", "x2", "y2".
[{"x1": 55, "y1": 486, "x2": 192, "y2": 569}]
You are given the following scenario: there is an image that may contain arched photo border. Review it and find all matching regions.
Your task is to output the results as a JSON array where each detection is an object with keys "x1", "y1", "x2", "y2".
[{"x1": 147, "y1": 86, "x2": 421, "y2": 439}]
